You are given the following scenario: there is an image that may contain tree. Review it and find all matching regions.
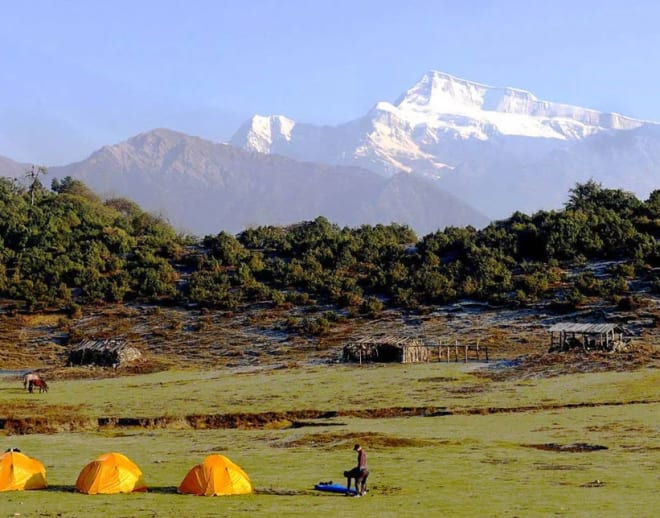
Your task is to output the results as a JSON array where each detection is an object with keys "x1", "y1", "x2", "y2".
[
  {"x1": 51, "y1": 176, "x2": 102, "y2": 203},
  {"x1": 566, "y1": 181, "x2": 641, "y2": 216},
  {"x1": 25, "y1": 165, "x2": 48, "y2": 206}
]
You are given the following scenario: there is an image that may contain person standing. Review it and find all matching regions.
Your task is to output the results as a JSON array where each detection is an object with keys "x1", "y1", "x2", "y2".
[{"x1": 353, "y1": 444, "x2": 369, "y2": 496}]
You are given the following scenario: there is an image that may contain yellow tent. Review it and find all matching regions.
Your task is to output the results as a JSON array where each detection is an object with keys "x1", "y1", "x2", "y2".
[
  {"x1": 75, "y1": 452, "x2": 147, "y2": 494},
  {"x1": 178, "y1": 454, "x2": 253, "y2": 496},
  {"x1": 0, "y1": 450, "x2": 47, "y2": 491}
]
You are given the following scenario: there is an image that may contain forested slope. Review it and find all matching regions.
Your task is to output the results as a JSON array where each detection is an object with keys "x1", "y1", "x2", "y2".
[{"x1": 0, "y1": 176, "x2": 658, "y2": 315}]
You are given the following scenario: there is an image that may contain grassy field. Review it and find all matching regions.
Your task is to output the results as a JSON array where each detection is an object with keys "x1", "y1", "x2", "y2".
[
  {"x1": 2, "y1": 363, "x2": 659, "y2": 419},
  {"x1": 1, "y1": 362, "x2": 659, "y2": 517}
]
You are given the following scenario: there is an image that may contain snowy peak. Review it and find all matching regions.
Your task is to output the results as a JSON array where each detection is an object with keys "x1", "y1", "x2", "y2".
[
  {"x1": 395, "y1": 70, "x2": 498, "y2": 112},
  {"x1": 395, "y1": 70, "x2": 643, "y2": 135},
  {"x1": 395, "y1": 70, "x2": 548, "y2": 115},
  {"x1": 232, "y1": 71, "x2": 650, "y2": 166},
  {"x1": 231, "y1": 114, "x2": 295, "y2": 154}
]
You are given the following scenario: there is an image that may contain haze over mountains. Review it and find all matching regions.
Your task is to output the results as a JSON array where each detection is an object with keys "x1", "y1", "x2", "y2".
[
  {"x1": 0, "y1": 129, "x2": 487, "y2": 236},
  {"x1": 0, "y1": 155, "x2": 29, "y2": 178},
  {"x1": 1, "y1": 70, "x2": 658, "y2": 235},
  {"x1": 232, "y1": 71, "x2": 659, "y2": 217}
]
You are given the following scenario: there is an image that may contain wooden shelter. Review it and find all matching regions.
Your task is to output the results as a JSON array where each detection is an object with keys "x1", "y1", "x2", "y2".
[
  {"x1": 343, "y1": 336, "x2": 488, "y2": 364},
  {"x1": 68, "y1": 339, "x2": 142, "y2": 367},
  {"x1": 343, "y1": 336, "x2": 429, "y2": 363},
  {"x1": 548, "y1": 323, "x2": 625, "y2": 352}
]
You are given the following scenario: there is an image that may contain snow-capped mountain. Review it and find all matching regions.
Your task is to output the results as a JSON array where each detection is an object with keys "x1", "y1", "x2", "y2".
[
  {"x1": 231, "y1": 71, "x2": 658, "y2": 217},
  {"x1": 393, "y1": 71, "x2": 642, "y2": 139}
]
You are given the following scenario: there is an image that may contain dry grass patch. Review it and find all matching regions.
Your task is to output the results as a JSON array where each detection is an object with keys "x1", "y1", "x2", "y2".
[
  {"x1": 0, "y1": 401, "x2": 85, "y2": 418},
  {"x1": 280, "y1": 431, "x2": 448, "y2": 449},
  {"x1": 418, "y1": 376, "x2": 460, "y2": 383},
  {"x1": 479, "y1": 348, "x2": 660, "y2": 381},
  {"x1": 535, "y1": 463, "x2": 585, "y2": 471},
  {"x1": 445, "y1": 383, "x2": 491, "y2": 394},
  {"x1": 525, "y1": 442, "x2": 609, "y2": 453}
]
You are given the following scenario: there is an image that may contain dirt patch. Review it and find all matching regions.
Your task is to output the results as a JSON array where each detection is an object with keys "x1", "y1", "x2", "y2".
[
  {"x1": 445, "y1": 384, "x2": 490, "y2": 394},
  {"x1": 255, "y1": 487, "x2": 312, "y2": 496},
  {"x1": 339, "y1": 406, "x2": 451, "y2": 418},
  {"x1": 479, "y1": 347, "x2": 660, "y2": 381},
  {"x1": 280, "y1": 431, "x2": 447, "y2": 450},
  {"x1": 289, "y1": 421, "x2": 347, "y2": 428},
  {"x1": 0, "y1": 401, "x2": 87, "y2": 420},
  {"x1": 481, "y1": 458, "x2": 515, "y2": 466},
  {"x1": 0, "y1": 416, "x2": 98, "y2": 435},
  {"x1": 418, "y1": 376, "x2": 460, "y2": 383},
  {"x1": 2, "y1": 399, "x2": 658, "y2": 434},
  {"x1": 455, "y1": 398, "x2": 660, "y2": 416},
  {"x1": 585, "y1": 423, "x2": 656, "y2": 434},
  {"x1": 525, "y1": 442, "x2": 608, "y2": 453},
  {"x1": 369, "y1": 484, "x2": 402, "y2": 495},
  {"x1": 534, "y1": 463, "x2": 584, "y2": 470},
  {"x1": 580, "y1": 479, "x2": 606, "y2": 487},
  {"x1": 619, "y1": 445, "x2": 660, "y2": 453}
]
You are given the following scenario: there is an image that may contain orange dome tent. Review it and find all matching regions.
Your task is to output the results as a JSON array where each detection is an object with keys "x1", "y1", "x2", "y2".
[
  {"x1": 75, "y1": 452, "x2": 147, "y2": 494},
  {"x1": 178, "y1": 454, "x2": 253, "y2": 496},
  {"x1": 0, "y1": 450, "x2": 47, "y2": 491}
]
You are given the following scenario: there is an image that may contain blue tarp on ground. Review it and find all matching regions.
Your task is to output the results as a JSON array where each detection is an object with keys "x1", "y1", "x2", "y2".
[{"x1": 314, "y1": 482, "x2": 357, "y2": 494}]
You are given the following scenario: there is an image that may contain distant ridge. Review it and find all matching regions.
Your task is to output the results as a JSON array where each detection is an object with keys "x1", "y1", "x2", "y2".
[
  {"x1": 25, "y1": 128, "x2": 489, "y2": 236},
  {"x1": 0, "y1": 155, "x2": 29, "y2": 179}
]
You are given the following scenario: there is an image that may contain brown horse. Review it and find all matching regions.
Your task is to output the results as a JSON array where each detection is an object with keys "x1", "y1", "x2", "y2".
[
  {"x1": 28, "y1": 378, "x2": 49, "y2": 393},
  {"x1": 23, "y1": 372, "x2": 42, "y2": 391}
]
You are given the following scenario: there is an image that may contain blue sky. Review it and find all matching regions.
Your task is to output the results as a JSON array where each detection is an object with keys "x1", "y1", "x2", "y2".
[{"x1": 2, "y1": 0, "x2": 660, "y2": 164}]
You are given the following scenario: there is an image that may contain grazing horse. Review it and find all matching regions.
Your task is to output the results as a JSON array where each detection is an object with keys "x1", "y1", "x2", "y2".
[
  {"x1": 28, "y1": 378, "x2": 49, "y2": 393},
  {"x1": 23, "y1": 373, "x2": 42, "y2": 391}
]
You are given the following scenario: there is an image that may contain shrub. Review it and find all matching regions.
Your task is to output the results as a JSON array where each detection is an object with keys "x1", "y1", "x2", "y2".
[{"x1": 360, "y1": 296, "x2": 384, "y2": 317}]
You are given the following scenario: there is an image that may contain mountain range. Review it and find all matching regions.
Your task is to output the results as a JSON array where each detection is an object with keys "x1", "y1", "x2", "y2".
[
  {"x1": 1, "y1": 70, "x2": 658, "y2": 235},
  {"x1": 0, "y1": 129, "x2": 488, "y2": 236},
  {"x1": 231, "y1": 71, "x2": 659, "y2": 217}
]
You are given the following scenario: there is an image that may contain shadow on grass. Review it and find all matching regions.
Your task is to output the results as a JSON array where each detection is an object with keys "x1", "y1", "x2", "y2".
[
  {"x1": 44, "y1": 485, "x2": 76, "y2": 493},
  {"x1": 146, "y1": 486, "x2": 179, "y2": 494},
  {"x1": 43, "y1": 485, "x2": 180, "y2": 494},
  {"x1": 254, "y1": 487, "x2": 312, "y2": 496},
  {"x1": 524, "y1": 442, "x2": 608, "y2": 452}
]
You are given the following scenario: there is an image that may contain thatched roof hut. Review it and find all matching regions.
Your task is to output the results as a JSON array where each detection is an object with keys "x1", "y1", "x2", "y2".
[
  {"x1": 68, "y1": 339, "x2": 142, "y2": 367},
  {"x1": 343, "y1": 336, "x2": 431, "y2": 364}
]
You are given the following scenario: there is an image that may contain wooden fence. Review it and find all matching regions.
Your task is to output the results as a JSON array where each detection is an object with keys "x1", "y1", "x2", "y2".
[{"x1": 400, "y1": 342, "x2": 488, "y2": 363}]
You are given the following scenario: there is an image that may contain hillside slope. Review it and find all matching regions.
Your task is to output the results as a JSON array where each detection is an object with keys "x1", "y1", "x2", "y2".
[{"x1": 45, "y1": 129, "x2": 488, "y2": 235}]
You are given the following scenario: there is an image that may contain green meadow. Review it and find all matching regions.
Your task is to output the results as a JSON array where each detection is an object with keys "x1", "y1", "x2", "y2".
[{"x1": 1, "y1": 363, "x2": 658, "y2": 517}]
